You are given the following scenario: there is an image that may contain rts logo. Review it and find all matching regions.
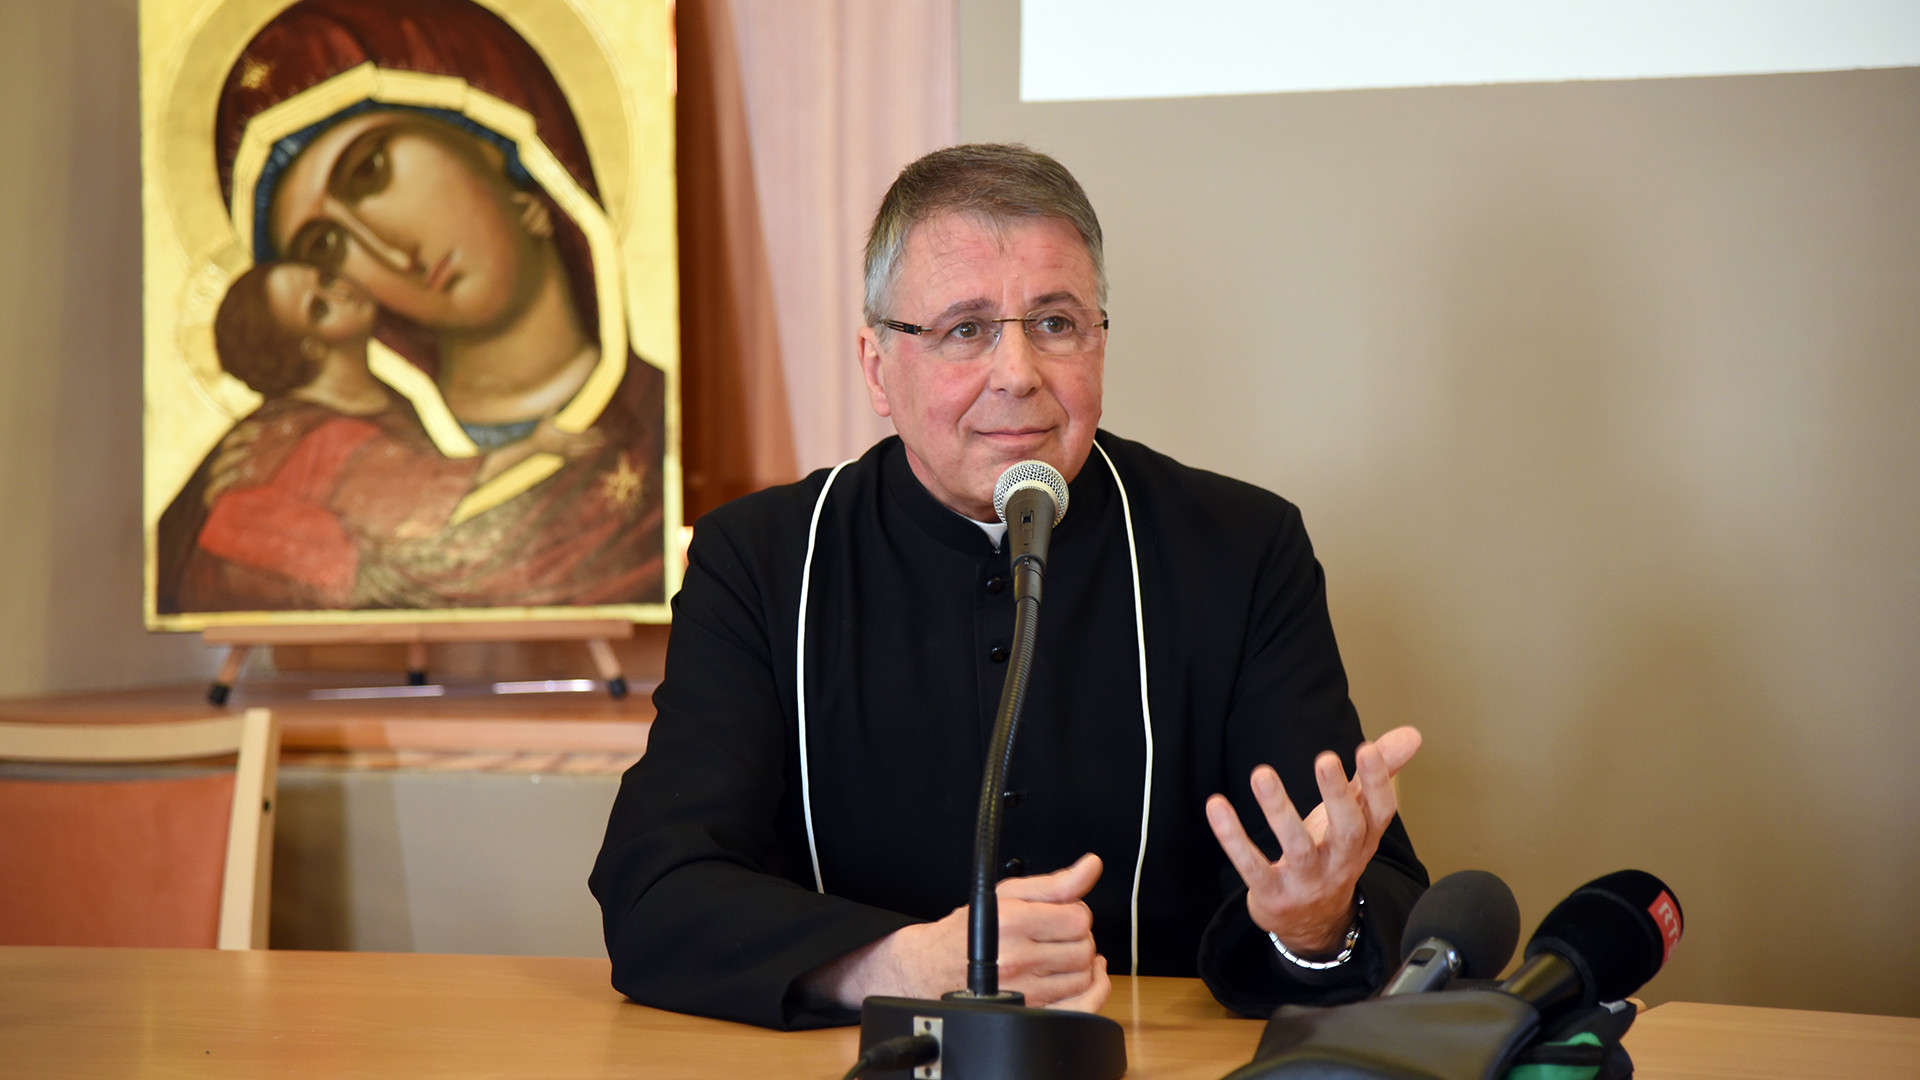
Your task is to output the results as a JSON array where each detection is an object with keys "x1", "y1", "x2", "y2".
[{"x1": 1648, "y1": 890, "x2": 1683, "y2": 963}]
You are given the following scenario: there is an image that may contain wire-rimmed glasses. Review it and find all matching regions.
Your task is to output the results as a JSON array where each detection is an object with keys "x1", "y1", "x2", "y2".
[{"x1": 878, "y1": 306, "x2": 1109, "y2": 361}]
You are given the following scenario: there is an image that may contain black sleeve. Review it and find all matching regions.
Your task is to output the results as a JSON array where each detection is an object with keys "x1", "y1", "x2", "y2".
[
  {"x1": 588, "y1": 505, "x2": 919, "y2": 1029},
  {"x1": 1195, "y1": 501, "x2": 1428, "y2": 1017}
]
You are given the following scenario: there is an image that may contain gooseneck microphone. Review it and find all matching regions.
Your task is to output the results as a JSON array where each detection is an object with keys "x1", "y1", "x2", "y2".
[
  {"x1": 1499, "y1": 870, "x2": 1685, "y2": 1019},
  {"x1": 1378, "y1": 869, "x2": 1521, "y2": 997},
  {"x1": 855, "y1": 461, "x2": 1124, "y2": 1080},
  {"x1": 962, "y1": 461, "x2": 1070, "y2": 996}
]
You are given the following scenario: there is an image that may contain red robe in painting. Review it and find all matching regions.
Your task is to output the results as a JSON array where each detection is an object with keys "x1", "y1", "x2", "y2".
[{"x1": 158, "y1": 386, "x2": 665, "y2": 613}]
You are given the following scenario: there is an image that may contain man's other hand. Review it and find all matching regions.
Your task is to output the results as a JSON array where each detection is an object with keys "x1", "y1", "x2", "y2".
[
  {"x1": 1204, "y1": 726, "x2": 1422, "y2": 958},
  {"x1": 801, "y1": 853, "x2": 1111, "y2": 1012}
]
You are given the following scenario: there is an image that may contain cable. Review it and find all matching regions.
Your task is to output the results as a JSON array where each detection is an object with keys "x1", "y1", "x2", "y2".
[{"x1": 839, "y1": 1034, "x2": 940, "y2": 1080}]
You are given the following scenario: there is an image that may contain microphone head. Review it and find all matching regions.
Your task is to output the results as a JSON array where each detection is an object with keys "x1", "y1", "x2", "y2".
[
  {"x1": 1525, "y1": 870, "x2": 1684, "y2": 1004},
  {"x1": 1401, "y1": 870, "x2": 1522, "y2": 979},
  {"x1": 992, "y1": 460, "x2": 1069, "y2": 526}
]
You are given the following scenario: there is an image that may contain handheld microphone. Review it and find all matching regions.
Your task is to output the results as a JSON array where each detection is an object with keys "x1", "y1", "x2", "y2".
[
  {"x1": 1378, "y1": 870, "x2": 1521, "y2": 997},
  {"x1": 993, "y1": 461, "x2": 1069, "y2": 602},
  {"x1": 1499, "y1": 870, "x2": 1684, "y2": 1018}
]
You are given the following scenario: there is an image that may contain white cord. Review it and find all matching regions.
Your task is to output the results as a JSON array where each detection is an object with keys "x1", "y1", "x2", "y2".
[
  {"x1": 795, "y1": 459, "x2": 855, "y2": 894},
  {"x1": 1093, "y1": 438, "x2": 1154, "y2": 978}
]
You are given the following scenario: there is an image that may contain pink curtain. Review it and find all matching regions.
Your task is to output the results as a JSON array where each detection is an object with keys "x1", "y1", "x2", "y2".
[{"x1": 681, "y1": 0, "x2": 959, "y2": 517}]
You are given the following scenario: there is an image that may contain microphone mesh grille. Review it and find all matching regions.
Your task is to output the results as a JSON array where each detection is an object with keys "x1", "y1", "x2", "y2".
[{"x1": 992, "y1": 460, "x2": 1070, "y2": 526}]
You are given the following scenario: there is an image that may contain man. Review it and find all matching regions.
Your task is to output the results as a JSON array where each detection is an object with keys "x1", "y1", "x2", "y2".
[{"x1": 591, "y1": 144, "x2": 1427, "y2": 1029}]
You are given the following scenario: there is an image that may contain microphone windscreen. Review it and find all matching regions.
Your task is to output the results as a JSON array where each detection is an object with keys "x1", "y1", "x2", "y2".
[
  {"x1": 1400, "y1": 870, "x2": 1521, "y2": 979},
  {"x1": 1525, "y1": 870, "x2": 1684, "y2": 1003},
  {"x1": 993, "y1": 460, "x2": 1069, "y2": 526}
]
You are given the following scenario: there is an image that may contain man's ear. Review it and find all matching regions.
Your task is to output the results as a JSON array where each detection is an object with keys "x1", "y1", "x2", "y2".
[
  {"x1": 856, "y1": 326, "x2": 891, "y2": 418},
  {"x1": 299, "y1": 336, "x2": 328, "y2": 363}
]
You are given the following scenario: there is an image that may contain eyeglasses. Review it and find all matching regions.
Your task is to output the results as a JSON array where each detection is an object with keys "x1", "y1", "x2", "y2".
[{"x1": 879, "y1": 306, "x2": 1110, "y2": 361}]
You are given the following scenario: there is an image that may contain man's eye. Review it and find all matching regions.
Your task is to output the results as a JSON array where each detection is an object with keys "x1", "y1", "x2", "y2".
[
  {"x1": 1032, "y1": 313, "x2": 1075, "y2": 336},
  {"x1": 945, "y1": 320, "x2": 984, "y2": 341},
  {"x1": 290, "y1": 222, "x2": 349, "y2": 269}
]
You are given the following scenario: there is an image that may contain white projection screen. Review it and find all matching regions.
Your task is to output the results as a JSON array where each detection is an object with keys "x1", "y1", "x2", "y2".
[{"x1": 1021, "y1": 0, "x2": 1920, "y2": 102}]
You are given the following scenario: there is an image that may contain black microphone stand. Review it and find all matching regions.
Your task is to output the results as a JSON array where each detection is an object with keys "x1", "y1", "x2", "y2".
[{"x1": 855, "y1": 495, "x2": 1126, "y2": 1079}]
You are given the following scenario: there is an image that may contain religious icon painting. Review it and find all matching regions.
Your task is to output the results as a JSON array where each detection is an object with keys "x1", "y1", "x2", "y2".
[{"x1": 140, "y1": 0, "x2": 680, "y2": 629}]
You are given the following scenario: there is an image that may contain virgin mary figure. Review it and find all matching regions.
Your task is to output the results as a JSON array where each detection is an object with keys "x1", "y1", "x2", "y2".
[{"x1": 157, "y1": 0, "x2": 669, "y2": 614}]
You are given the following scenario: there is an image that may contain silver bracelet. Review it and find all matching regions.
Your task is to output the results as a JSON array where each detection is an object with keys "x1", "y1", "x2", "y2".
[{"x1": 1269, "y1": 891, "x2": 1364, "y2": 971}]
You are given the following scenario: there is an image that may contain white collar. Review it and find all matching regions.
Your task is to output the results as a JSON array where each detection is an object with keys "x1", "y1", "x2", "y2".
[{"x1": 970, "y1": 517, "x2": 1009, "y2": 549}]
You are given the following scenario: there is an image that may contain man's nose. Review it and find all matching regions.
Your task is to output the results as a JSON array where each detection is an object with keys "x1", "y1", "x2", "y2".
[
  {"x1": 324, "y1": 197, "x2": 416, "y2": 274},
  {"x1": 987, "y1": 321, "x2": 1042, "y2": 395}
]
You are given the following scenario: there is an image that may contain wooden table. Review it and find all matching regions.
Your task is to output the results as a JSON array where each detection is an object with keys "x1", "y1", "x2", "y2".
[{"x1": 1, "y1": 947, "x2": 1914, "y2": 1079}]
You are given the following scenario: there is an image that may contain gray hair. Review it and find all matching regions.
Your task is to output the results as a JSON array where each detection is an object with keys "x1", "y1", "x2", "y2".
[{"x1": 862, "y1": 143, "x2": 1106, "y2": 326}]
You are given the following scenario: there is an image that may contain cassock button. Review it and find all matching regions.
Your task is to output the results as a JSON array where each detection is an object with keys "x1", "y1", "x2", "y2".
[
  {"x1": 1001, "y1": 790, "x2": 1023, "y2": 809},
  {"x1": 1002, "y1": 857, "x2": 1025, "y2": 877},
  {"x1": 986, "y1": 576, "x2": 1007, "y2": 594},
  {"x1": 988, "y1": 645, "x2": 1008, "y2": 663}
]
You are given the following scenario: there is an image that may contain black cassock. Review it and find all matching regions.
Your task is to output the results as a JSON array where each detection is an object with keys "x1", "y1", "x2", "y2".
[{"x1": 591, "y1": 432, "x2": 1427, "y2": 1028}]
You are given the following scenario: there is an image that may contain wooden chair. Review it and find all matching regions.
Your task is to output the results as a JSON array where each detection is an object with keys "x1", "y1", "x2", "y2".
[{"x1": 0, "y1": 708, "x2": 279, "y2": 949}]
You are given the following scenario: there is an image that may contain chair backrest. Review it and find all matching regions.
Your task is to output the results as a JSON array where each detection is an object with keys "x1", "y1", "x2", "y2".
[{"x1": 0, "y1": 708, "x2": 279, "y2": 949}]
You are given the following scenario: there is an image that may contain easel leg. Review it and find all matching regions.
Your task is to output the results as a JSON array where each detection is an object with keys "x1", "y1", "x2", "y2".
[
  {"x1": 406, "y1": 642, "x2": 430, "y2": 686},
  {"x1": 209, "y1": 645, "x2": 252, "y2": 706},
  {"x1": 587, "y1": 638, "x2": 627, "y2": 699}
]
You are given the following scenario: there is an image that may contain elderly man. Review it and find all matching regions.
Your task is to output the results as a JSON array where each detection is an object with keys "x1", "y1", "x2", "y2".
[{"x1": 591, "y1": 144, "x2": 1427, "y2": 1029}]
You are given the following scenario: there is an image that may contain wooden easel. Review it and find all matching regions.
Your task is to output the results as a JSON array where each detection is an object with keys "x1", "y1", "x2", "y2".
[{"x1": 202, "y1": 620, "x2": 636, "y2": 704}]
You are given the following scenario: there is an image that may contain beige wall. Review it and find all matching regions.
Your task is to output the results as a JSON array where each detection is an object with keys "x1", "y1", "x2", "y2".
[
  {"x1": 270, "y1": 769, "x2": 616, "y2": 957},
  {"x1": 8, "y1": 0, "x2": 1917, "y2": 1017},
  {"x1": 963, "y1": 0, "x2": 1919, "y2": 1016},
  {"x1": 0, "y1": 0, "x2": 214, "y2": 698}
]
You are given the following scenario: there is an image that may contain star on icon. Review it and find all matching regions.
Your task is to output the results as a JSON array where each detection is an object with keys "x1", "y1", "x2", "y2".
[
  {"x1": 238, "y1": 55, "x2": 273, "y2": 91},
  {"x1": 598, "y1": 452, "x2": 645, "y2": 514}
]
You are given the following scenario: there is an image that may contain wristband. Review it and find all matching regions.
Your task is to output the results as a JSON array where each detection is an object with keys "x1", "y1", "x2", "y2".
[{"x1": 1269, "y1": 891, "x2": 1364, "y2": 971}]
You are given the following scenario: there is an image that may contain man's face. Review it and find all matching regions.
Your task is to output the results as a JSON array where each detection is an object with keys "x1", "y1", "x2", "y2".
[{"x1": 858, "y1": 212, "x2": 1105, "y2": 522}]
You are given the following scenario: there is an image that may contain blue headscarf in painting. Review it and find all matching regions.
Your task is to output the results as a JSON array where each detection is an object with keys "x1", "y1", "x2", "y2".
[{"x1": 250, "y1": 100, "x2": 535, "y2": 263}]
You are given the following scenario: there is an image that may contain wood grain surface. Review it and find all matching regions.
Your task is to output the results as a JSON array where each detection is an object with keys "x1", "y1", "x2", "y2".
[{"x1": 2, "y1": 947, "x2": 1914, "y2": 1079}]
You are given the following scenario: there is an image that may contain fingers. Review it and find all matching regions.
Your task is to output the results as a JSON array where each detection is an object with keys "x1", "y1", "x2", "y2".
[
  {"x1": 1371, "y1": 726, "x2": 1423, "y2": 775},
  {"x1": 998, "y1": 852, "x2": 1102, "y2": 904},
  {"x1": 1205, "y1": 793, "x2": 1273, "y2": 886},
  {"x1": 203, "y1": 472, "x2": 240, "y2": 507},
  {"x1": 1253, "y1": 765, "x2": 1317, "y2": 864},
  {"x1": 1045, "y1": 954, "x2": 1111, "y2": 1013},
  {"x1": 1354, "y1": 742, "x2": 1399, "y2": 835},
  {"x1": 997, "y1": 880, "x2": 1102, "y2": 1008},
  {"x1": 1314, "y1": 751, "x2": 1368, "y2": 857},
  {"x1": 219, "y1": 421, "x2": 262, "y2": 451},
  {"x1": 210, "y1": 445, "x2": 252, "y2": 477},
  {"x1": 997, "y1": 928, "x2": 1096, "y2": 980},
  {"x1": 512, "y1": 191, "x2": 555, "y2": 238},
  {"x1": 999, "y1": 894, "x2": 1093, "y2": 950}
]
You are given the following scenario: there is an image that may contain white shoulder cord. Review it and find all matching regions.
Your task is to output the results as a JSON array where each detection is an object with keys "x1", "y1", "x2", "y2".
[
  {"x1": 1092, "y1": 438, "x2": 1155, "y2": 978},
  {"x1": 795, "y1": 459, "x2": 855, "y2": 894}
]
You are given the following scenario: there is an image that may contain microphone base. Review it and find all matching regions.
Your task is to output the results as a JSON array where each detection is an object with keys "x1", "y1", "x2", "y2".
[{"x1": 858, "y1": 995, "x2": 1126, "y2": 1080}]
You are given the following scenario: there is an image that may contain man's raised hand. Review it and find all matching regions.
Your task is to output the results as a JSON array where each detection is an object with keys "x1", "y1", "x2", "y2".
[{"x1": 1204, "y1": 727, "x2": 1422, "y2": 957}]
